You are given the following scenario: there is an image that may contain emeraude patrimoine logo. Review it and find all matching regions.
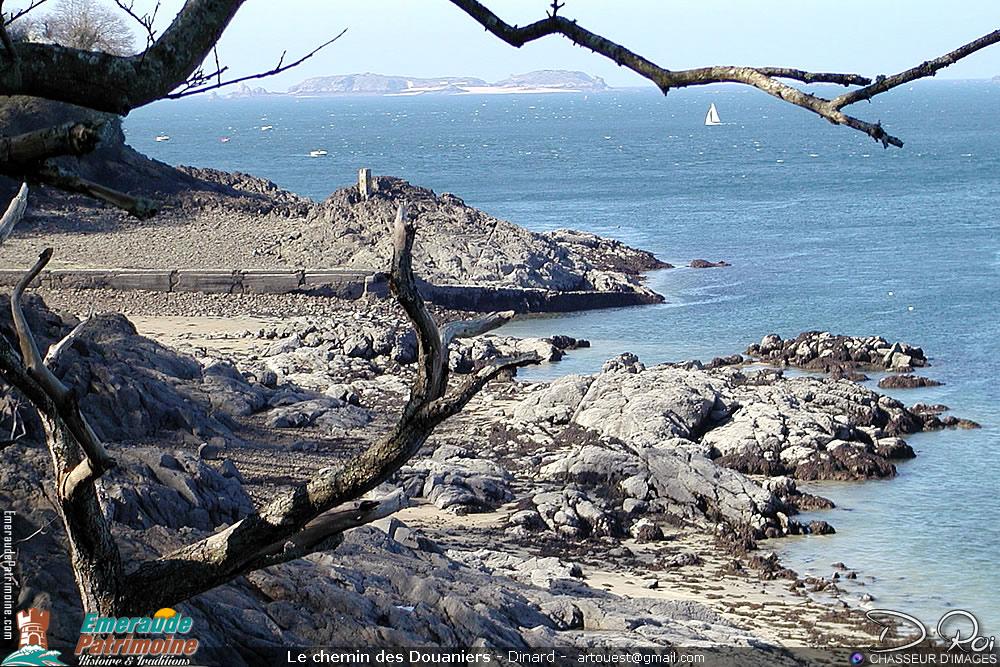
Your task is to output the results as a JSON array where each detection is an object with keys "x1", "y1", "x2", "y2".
[{"x1": 2, "y1": 608, "x2": 65, "y2": 666}]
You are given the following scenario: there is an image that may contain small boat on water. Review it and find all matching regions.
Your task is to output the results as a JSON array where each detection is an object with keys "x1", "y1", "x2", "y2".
[
  {"x1": 309, "y1": 150, "x2": 328, "y2": 157},
  {"x1": 220, "y1": 137, "x2": 231, "y2": 143},
  {"x1": 260, "y1": 125, "x2": 273, "y2": 131},
  {"x1": 155, "y1": 135, "x2": 170, "y2": 141},
  {"x1": 704, "y1": 103, "x2": 721, "y2": 126}
]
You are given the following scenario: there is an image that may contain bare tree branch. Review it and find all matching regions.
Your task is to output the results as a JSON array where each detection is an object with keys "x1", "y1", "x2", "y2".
[
  {"x1": 250, "y1": 491, "x2": 408, "y2": 568},
  {"x1": 32, "y1": 164, "x2": 158, "y2": 219},
  {"x1": 430, "y1": 352, "x2": 541, "y2": 422},
  {"x1": 3, "y1": 0, "x2": 51, "y2": 26},
  {"x1": 832, "y1": 29, "x2": 1000, "y2": 108},
  {"x1": 44, "y1": 308, "x2": 91, "y2": 368},
  {"x1": 164, "y1": 28, "x2": 346, "y2": 100},
  {"x1": 11, "y1": 249, "x2": 116, "y2": 496},
  {"x1": 0, "y1": 262, "x2": 123, "y2": 612},
  {"x1": 0, "y1": 181, "x2": 27, "y2": 245},
  {"x1": 0, "y1": 121, "x2": 103, "y2": 163},
  {"x1": 447, "y1": 0, "x2": 1000, "y2": 146},
  {"x1": 112, "y1": 0, "x2": 160, "y2": 49},
  {"x1": 0, "y1": 123, "x2": 158, "y2": 219},
  {"x1": 440, "y1": 310, "x2": 515, "y2": 350},
  {"x1": 0, "y1": 0, "x2": 248, "y2": 113},
  {"x1": 12, "y1": 248, "x2": 65, "y2": 395}
]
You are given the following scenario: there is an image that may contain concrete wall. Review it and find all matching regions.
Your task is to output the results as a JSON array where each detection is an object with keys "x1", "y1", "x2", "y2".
[
  {"x1": 0, "y1": 269, "x2": 660, "y2": 312},
  {"x1": 0, "y1": 268, "x2": 371, "y2": 299}
]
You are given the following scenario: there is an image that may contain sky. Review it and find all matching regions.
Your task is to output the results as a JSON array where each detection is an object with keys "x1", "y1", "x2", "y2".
[{"x1": 81, "y1": 1, "x2": 1000, "y2": 91}]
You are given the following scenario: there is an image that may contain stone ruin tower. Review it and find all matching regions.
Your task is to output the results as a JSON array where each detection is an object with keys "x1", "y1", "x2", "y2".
[{"x1": 16, "y1": 608, "x2": 49, "y2": 650}]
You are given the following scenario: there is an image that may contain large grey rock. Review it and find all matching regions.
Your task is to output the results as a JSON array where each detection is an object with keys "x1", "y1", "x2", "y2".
[
  {"x1": 201, "y1": 358, "x2": 271, "y2": 416},
  {"x1": 265, "y1": 398, "x2": 371, "y2": 433},
  {"x1": 98, "y1": 448, "x2": 254, "y2": 531},
  {"x1": 51, "y1": 312, "x2": 240, "y2": 444},
  {"x1": 400, "y1": 445, "x2": 514, "y2": 513},
  {"x1": 539, "y1": 442, "x2": 780, "y2": 536},
  {"x1": 705, "y1": 376, "x2": 918, "y2": 479},
  {"x1": 530, "y1": 488, "x2": 620, "y2": 538},
  {"x1": 572, "y1": 366, "x2": 726, "y2": 446},
  {"x1": 512, "y1": 375, "x2": 594, "y2": 425}
]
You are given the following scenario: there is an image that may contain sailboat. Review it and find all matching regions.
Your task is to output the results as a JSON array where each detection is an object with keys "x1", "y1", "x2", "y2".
[{"x1": 704, "y1": 103, "x2": 721, "y2": 126}]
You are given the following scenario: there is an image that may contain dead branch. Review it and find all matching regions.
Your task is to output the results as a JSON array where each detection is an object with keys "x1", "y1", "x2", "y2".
[
  {"x1": 0, "y1": 256, "x2": 124, "y2": 612},
  {"x1": 431, "y1": 352, "x2": 540, "y2": 422},
  {"x1": 0, "y1": 0, "x2": 248, "y2": 113},
  {"x1": 112, "y1": 0, "x2": 160, "y2": 49},
  {"x1": 3, "y1": 0, "x2": 50, "y2": 26},
  {"x1": 121, "y1": 204, "x2": 539, "y2": 613},
  {"x1": 0, "y1": 123, "x2": 158, "y2": 219},
  {"x1": 441, "y1": 310, "x2": 516, "y2": 349},
  {"x1": 0, "y1": 181, "x2": 27, "y2": 245},
  {"x1": 44, "y1": 310, "x2": 90, "y2": 368},
  {"x1": 11, "y1": 249, "x2": 116, "y2": 497},
  {"x1": 0, "y1": 121, "x2": 103, "y2": 164},
  {"x1": 164, "y1": 28, "x2": 347, "y2": 100},
  {"x1": 251, "y1": 490, "x2": 408, "y2": 568},
  {"x1": 448, "y1": 0, "x2": 1000, "y2": 146},
  {"x1": 832, "y1": 30, "x2": 1000, "y2": 108},
  {"x1": 12, "y1": 249, "x2": 72, "y2": 399},
  {"x1": 32, "y1": 165, "x2": 158, "y2": 219}
]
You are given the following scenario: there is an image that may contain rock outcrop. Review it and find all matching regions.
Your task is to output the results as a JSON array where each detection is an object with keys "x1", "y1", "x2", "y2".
[
  {"x1": 877, "y1": 374, "x2": 942, "y2": 389},
  {"x1": 296, "y1": 177, "x2": 667, "y2": 298},
  {"x1": 495, "y1": 351, "x2": 955, "y2": 543},
  {"x1": 747, "y1": 331, "x2": 929, "y2": 373}
]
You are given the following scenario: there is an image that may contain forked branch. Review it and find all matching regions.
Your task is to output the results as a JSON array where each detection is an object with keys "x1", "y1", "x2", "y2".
[{"x1": 448, "y1": 0, "x2": 1000, "y2": 146}]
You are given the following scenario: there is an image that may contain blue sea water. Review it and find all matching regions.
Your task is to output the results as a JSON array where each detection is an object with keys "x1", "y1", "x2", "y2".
[{"x1": 125, "y1": 82, "x2": 999, "y2": 635}]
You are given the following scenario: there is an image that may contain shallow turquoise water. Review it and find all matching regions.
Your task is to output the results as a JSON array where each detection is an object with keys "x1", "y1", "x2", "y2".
[{"x1": 127, "y1": 81, "x2": 1000, "y2": 634}]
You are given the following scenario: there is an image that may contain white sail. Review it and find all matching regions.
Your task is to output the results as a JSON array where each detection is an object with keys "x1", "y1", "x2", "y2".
[{"x1": 705, "y1": 103, "x2": 721, "y2": 126}]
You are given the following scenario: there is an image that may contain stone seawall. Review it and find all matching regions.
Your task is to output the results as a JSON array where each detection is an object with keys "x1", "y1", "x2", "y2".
[
  {"x1": 0, "y1": 268, "x2": 663, "y2": 313},
  {"x1": 0, "y1": 269, "x2": 370, "y2": 299}
]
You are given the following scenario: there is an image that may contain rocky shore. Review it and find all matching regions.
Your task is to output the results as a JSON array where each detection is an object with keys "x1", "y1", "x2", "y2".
[
  {"x1": 1, "y1": 286, "x2": 976, "y2": 661},
  {"x1": 0, "y1": 112, "x2": 973, "y2": 659}
]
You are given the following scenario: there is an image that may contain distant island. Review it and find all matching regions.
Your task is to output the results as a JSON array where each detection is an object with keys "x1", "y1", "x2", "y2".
[{"x1": 224, "y1": 70, "x2": 611, "y2": 98}]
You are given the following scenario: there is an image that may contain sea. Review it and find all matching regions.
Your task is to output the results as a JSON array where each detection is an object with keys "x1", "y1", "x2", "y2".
[{"x1": 125, "y1": 81, "x2": 999, "y2": 637}]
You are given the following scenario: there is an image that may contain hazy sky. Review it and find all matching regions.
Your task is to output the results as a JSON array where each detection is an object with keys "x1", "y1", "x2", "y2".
[{"x1": 129, "y1": 1, "x2": 999, "y2": 91}]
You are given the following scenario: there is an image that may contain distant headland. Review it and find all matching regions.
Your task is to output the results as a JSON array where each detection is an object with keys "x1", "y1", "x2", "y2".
[{"x1": 224, "y1": 70, "x2": 612, "y2": 98}]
